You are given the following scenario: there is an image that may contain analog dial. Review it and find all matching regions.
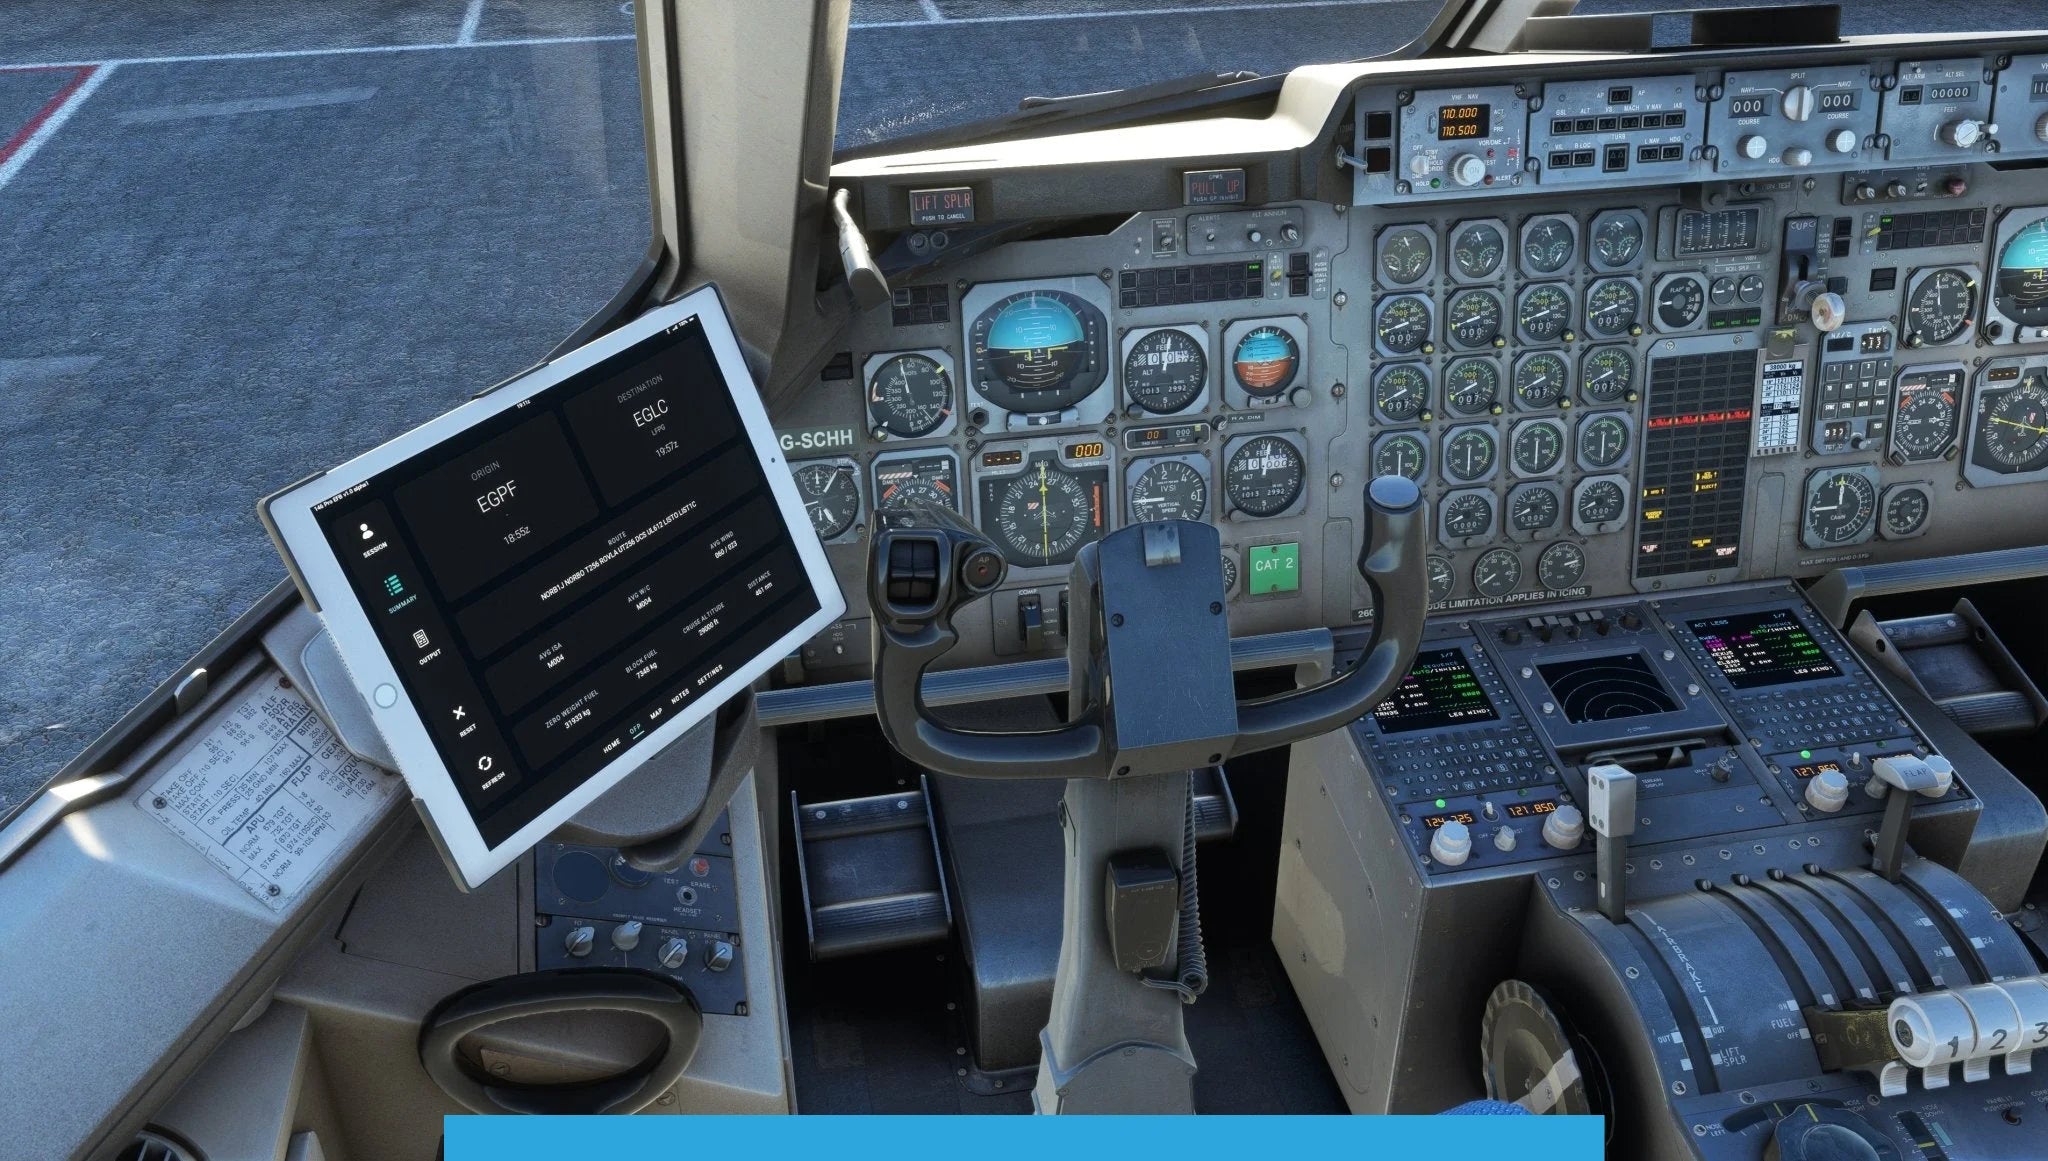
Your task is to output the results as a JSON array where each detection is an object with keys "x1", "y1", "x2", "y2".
[
  {"x1": 793, "y1": 461, "x2": 860, "y2": 540},
  {"x1": 1889, "y1": 368, "x2": 1962, "y2": 461},
  {"x1": 1583, "y1": 278, "x2": 1641, "y2": 337},
  {"x1": 1573, "y1": 478, "x2": 1626, "y2": 527},
  {"x1": 1516, "y1": 283, "x2": 1572, "y2": 343},
  {"x1": 1472, "y1": 548, "x2": 1522, "y2": 598},
  {"x1": 1441, "y1": 491, "x2": 1495, "y2": 540},
  {"x1": 1882, "y1": 486, "x2": 1930, "y2": 538},
  {"x1": 1372, "y1": 432, "x2": 1428, "y2": 482},
  {"x1": 1521, "y1": 216, "x2": 1576, "y2": 275},
  {"x1": 1127, "y1": 458, "x2": 1208, "y2": 522},
  {"x1": 1225, "y1": 436, "x2": 1306, "y2": 517},
  {"x1": 873, "y1": 454, "x2": 960, "y2": 525},
  {"x1": 1445, "y1": 288, "x2": 1504, "y2": 348},
  {"x1": 868, "y1": 353, "x2": 953, "y2": 437},
  {"x1": 968, "y1": 288, "x2": 1107, "y2": 413},
  {"x1": 1512, "y1": 351, "x2": 1567, "y2": 410},
  {"x1": 1221, "y1": 552, "x2": 1239, "y2": 593},
  {"x1": 1976, "y1": 378, "x2": 2048, "y2": 471},
  {"x1": 1426, "y1": 555, "x2": 1456, "y2": 604},
  {"x1": 1577, "y1": 413, "x2": 1631, "y2": 469},
  {"x1": 1123, "y1": 329, "x2": 1207, "y2": 414},
  {"x1": 980, "y1": 456, "x2": 1108, "y2": 567},
  {"x1": 1802, "y1": 470, "x2": 1877, "y2": 546},
  {"x1": 1655, "y1": 274, "x2": 1706, "y2": 331},
  {"x1": 1508, "y1": 484, "x2": 1560, "y2": 533},
  {"x1": 1373, "y1": 363, "x2": 1430, "y2": 422},
  {"x1": 1378, "y1": 227, "x2": 1434, "y2": 285},
  {"x1": 1452, "y1": 221, "x2": 1506, "y2": 280},
  {"x1": 1511, "y1": 421, "x2": 1565, "y2": 476},
  {"x1": 1580, "y1": 346, "x2": 1635, "y2": 403},
  {"x1": 1538, "y1": 542, "x2": 1587, "y2": 590},
  {"x1": 1442, "y1": 427, "x2": 1498, "y2": 483},
  {"x1": 1443, "y1": 358, "x2": 1502, "y2": 416},
  {"x1": 1374, "y1": 294, "x2": 1433, "y2": 355},
  {"x1": 1589, "y1": 210, "x2": 1645, "y2": 270},
  {"x1": 1904, "y1": 267, "x2": 1976, "y2": 347},
  {"x1": 1231, "y1": 325, "x2": 1300, "y2": 396}
]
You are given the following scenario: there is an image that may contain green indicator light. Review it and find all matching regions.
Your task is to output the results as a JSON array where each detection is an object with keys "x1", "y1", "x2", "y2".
[
  {"x1": 1435, "y1": 798, "x2": 1448, "y2": 809},
  {"x1": 1800, "y1": 749, "x2": 1813, "y2": 760}
]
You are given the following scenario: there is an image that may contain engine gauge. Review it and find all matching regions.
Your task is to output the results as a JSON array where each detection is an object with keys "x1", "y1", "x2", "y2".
[
  {"x1": 966, "y1": 286, "x2": 1109, "y2": 414},
  {"x1": 1426, "y1": 555, "x2": 1456, "y2": 604},
  {"x1": 1520, "y1": 215, "x2": 1577, "y2": 276},
  {"x1": 1902, "y1": 266, "x2": 1977, "y2": 348},
  {"x1": 1537, "y1": 542, "x2": 1587, "y2": 590},
  {"x1": 1579, "y1": 346, "x2": 1635, "y2": 403},
  {"x1": 866, "y1": 352, "x2": 954, "y2": 437},
  {"x1": 979, "y1": 454, "x2": 1109, "y2": 567},
  {"x1": 1575, "y1": 412, "x2": 1632, "y2": 471},
  {"x1": 1511, "y1": 351, "x2": 1567, "y2": 410},
  {"x1": 1472, "y1": 548, "x2": 1522, "y2": 598},
  {"x1": 1374, "y1": 294, "x2": 1433, "y2": 355},
  {"x1": 1588, "y1": 209, "x2": 1647, "y2": 271},
  {"x1": 1445, "y1": 288, "x2": 1504, "y2": 349},
  {"x1": 1224, "y1": 435, "x2": 1306, "y2": 517},
  {"x1": 1442, "y1": 425, "x2": 1498, "y2": 483},
  {"x1": 1507, "y1": 482, "x2": 1561, "y2": 533},
  {"x1": 1582, "y1": 278, "x2": 1641, "y2": 338},
  {"x1": 1972, "y1": 374, "x2": 2048, "y2": 474},
  {"x1": 1510, "y1": 419, "x2": 1565, "y2": 477},
  {"x1": 1516, "y1": 283, "x2": 1572, "y2": 343},
  {"x1": 1800, "y1": 467, "x2": 1878, "y2": 549},
  {"x1": 1372, "y1": 431, "x2": 1428, "y2": 483},
  {"x1": 792, "y1": 460, "x2": 861, "y2": 541},
  {"x1": 1377, "y1": 226, "x2": 1435, "y2": 286},
  {"x1": 872, "y1": 451, "x2": 961, "y2": 527},
  {"x1": 1231, "y1": 324, "x2": 1301, "y2": 397},
  {"x1": 1653, "y1": 273, "x2": 1707, "y2": 331},
  {"x1": 1122, "y1": 327, "x2": 1207, "y2": 414},
  {"x1": 1450, "y1": 220, "x2": 1506, "y2": 281},
  {"x1": 1127, "y1": 457, "x2": 1209, "y2": 522},
  {"x1": 1571, "y1": 476, "x2": 1628, "y2": 533},
  {"x1": 1443, "y1": 358, "x2": 1502, "y2": 416},
  {"x1": 1221, "y1": 551, "x2": 1239, "y2": 594},
  {"x1": 1440, "y1": 491, "x2": 1496, "y2": 542},
  {"x1": 1888, "y1": 366, "x2": 1963, "y2": 462},
  {"x1": 1373, "y1": 363, "x2": 1430, "y2": 422}
]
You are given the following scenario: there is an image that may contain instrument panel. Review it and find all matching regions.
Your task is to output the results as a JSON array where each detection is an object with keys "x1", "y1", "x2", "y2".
[{"x1": 797, "y1": 40, "x2": 2048, "y2": 675}]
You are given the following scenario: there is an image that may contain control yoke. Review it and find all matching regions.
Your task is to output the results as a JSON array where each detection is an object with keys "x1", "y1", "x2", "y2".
[{"x1": 867, "y1": 475, "x2": 1430, "y2": 780}]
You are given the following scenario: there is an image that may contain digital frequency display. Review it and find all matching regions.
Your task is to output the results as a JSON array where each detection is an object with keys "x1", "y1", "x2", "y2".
[
  {"x1": 1370, "y1": 648, "x2": 1499, "y2": 734},
  {"x1": 1437, "y1": 103, "x2": 1491, "y2": 140},
  {"x1": 1687, "y1": 608, "x2": 1843, "y2": 690},
  {"x1": 313, "y1": 318, "x2": 819, "y2": 845}
]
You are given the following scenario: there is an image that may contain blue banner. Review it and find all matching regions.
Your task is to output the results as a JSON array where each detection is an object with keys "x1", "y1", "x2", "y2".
[{"x1": 445, "y1": 1114, "x2": 1605, "y2": 1159}]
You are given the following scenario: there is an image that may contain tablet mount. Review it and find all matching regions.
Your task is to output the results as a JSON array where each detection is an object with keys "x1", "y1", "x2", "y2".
[{"x1": 867, "y1": 474, "x2": 1429, "y2": 1112}]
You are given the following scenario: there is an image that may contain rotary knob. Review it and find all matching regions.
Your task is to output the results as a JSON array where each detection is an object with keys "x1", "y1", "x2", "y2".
[
  {"x1": 1940, "y1": 118, "x2": 1987, "y2": 149},
  {"x1": 1449, "y1": 153, "x2": 1488, "y2": 188},
  {"x1": 1736, "y1": 134, "x2": 1769, "y2": 160},
  {"x1": 1429, "y1": 820, "x2": 1473, "y2": 866},
  {"x1": 2036, "y1": 112, "x2": 2048, "y2": 143},
  {"x1": 1542, "y1": 804, "x2": 1586, "y2": 850},
  {"x1": 610, "y1": 920, "x2": 643, "y2": 951},
  {"x1": 1493, "y1": 826, "x2": 1519, "y2": 853},
  {"x1": 1805, "y1": 769, "x2": 1851, "y2": 813},
  {"x1": 564, "y1": 925, "x2": 596, "y2": 957},
  {"x1": 1810, "y1": 290, "x2": 1848, "y2": 333},
  {"x1": 1782, "y1": 146, "x2": 1814, "y2": 167},
  {"x1": 1827, "y1": 127, "x2": 1860, "y2": 154},
  {"x1": 706, "y1": 940, "x2": 736, "y2": 972},
  {"x1": 656, "y1": 938, "x2": 689, "y2": 969},
  {"x1": 1781, "y1": 85, "x2": 1817, "y2": 121}
]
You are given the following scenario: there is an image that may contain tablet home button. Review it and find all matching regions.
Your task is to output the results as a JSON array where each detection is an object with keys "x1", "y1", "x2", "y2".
[{"x1": 373, "y1": 684, "x2": 398, "y2": 708}]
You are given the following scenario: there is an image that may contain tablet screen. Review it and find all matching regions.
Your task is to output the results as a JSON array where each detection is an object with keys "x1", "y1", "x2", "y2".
[{"x1": 308, "y1": 313, "x2": 820, "y2": 847}]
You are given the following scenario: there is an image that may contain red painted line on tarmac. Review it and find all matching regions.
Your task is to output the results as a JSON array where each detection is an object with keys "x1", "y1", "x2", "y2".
[{"x1": 0, "y1": 64, "x2": 97, "y2": 169}]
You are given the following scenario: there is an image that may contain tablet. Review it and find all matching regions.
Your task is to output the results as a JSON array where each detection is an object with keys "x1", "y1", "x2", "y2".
[{"x1": 261, "y1": 286, "x2": 844, "y2": 888}]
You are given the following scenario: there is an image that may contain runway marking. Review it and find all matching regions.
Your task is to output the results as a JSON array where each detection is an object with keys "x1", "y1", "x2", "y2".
[
  {"x1": 2, "y1": 34, "x2": 634, "y2": 72},
  {"x1": 0, "y1": 63, "x2": 114, "y2": 192},
  {"x1": 849, "y1": 0, "x2": 1394, "y2": 30},
  {"x1": 919, "y1": 0, "x2": 946, "y2": 19},
  {"x1": 0, "y1": 356, "x2": 103, "y2": 390},
  {"x1": 115, "y1": 86, "x2": 379, "y2": 126},
  {"x1": 457, "y1": 0, "x2": 489, "y2": 46}
]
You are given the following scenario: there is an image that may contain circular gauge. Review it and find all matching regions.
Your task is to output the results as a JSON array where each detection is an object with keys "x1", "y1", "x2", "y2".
[
  {"x1": 1221, "y1": 552, "x2": 1239, "y2": 593},
  {"x1": 1512, "y1": 352, "x2": 1567, "y2": 410},
  {"x1": 1128, "y1": 459, "x2": 1208, "y2": 522},
  {"x1": 1452, "y1": 221, "x2": 1506, "y2": 280},
  {"x1": 1883, "y1": 487, "x2": 1930, "y2": 538},
  {"x1": 1374, "y1": 295, "x2": 1433, "y2": 355},
  {"x1": 873, "y1": 454, "x2": 959, "y2": 522},
  {"x1": 968, "y1": 288, "x2": 1107, "y2": 413},
  {"x1": 1521, "y1": 216, "x2": 1576, "y2": 275},
  {"x1": 1426, "y1": 556, "x2": 1456, "y2": 604},
  {"x1": 1444, "y1": 358, "x2": 1502, "y2": 415},
  {"x1": 1889, "y1": 368, "x2": 1962, "y2": 461},
  {"x1": 1574, "y1": 478, "x2": 1626, "y2": 527},
  {"x1": 1379, "y1": 227, "x2": 1434, "y2": 285},
  {"x1": 1904, "y1": 268, "x2": 1976, "y2": 347},
  {"x1": 1580, "y1": 346, "x2": 1635, "y2": 403},
  {"x1": 1655, "y1": 274, "x2": 1706, "y2": 331},
  {"x1": 1583, "y1": 279, "x2": 1641, "y2": 337},
  {"x1": 1538, "y1": 542, "x2": 1587, "y2": 590},
  {"x1": 1445, "y1": 289, "x2": 1504, "y2": 348},
  {"x1": 1225, "y1": 436, "x2": 1306, "y2": 517},
  {"x1": 1508, "y1": 485, "x2": 1560, "y2": 533},
  {"x1": 1511, "y1": 421, "x2": 1564, "y2": 476},
  {"x1": 1372, "y1": 432, "x2": 1428, "y2": 482},
  {"x1": 1231, "y1": 325, "x2": 1301, "y2": 396},
  {"x1": 1517, "y1": 284, "x2": 1572, "y2": 343},
  {"x1": 1442, "y1": 492, "x2": 1495, "y2": 540},
  {"x1": 793, "y1": 461, "x2": 860, "y2": 540},
  {"x1": 981, "y1": 457, "x2": 1108, "y2": 567},
  {"x1": 1577, "y1": 413, "x2": 1631, "y2": 469},
  {"x1": 1996, "y1": 218, "x2": 2048, "y2": 328},
  {"x1": 1803, "y1": 470, "x2": 1877, "y2": 545},
  {"x1": 1373, "y1": 363, "x2": 1430, "y2": 422},
  {"x1": 1589, "y1": 211, "x2": 1645, "y2": 270},
  {"x1": 1123, "y1": 329, "x2": 1207, "y2": 414},
  {"x1": 868, "y1": 353, "x2": 953, "y2": 437},
  {"x1": 1472, "y1": 548, "x2": 1522, "y2": 598},
  {"x1": 1976, "y1": 378, "x2": 2048, "y2": 471},
  {"x1": 1443, "y1": 427, "x2": 1498, "y2": 482}
]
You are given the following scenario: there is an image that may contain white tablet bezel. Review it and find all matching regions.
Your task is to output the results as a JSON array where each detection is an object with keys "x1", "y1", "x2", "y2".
[{"x1": 261, "y1": 285, "x2": 844, "y2": 888}]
